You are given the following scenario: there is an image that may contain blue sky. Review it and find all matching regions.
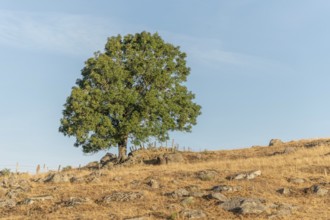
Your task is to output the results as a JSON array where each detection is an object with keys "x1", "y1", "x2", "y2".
[{"x1": 1, "y1": 1, "x2": 330, "y2": 172}]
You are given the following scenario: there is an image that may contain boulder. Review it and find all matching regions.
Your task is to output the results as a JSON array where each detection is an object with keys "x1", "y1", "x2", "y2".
[
  {"x1": 205, "y1": 193, "x2": 227, "y2": 202},
  {"x1": 287, "y1": 178, "x2": 305, "y2": 184},
  {"x1": 220, "y1": 197, "x2": 267, "y2": 214},
  {"x1": 277, "y1": 187, "x2": 291, "y2": 195},
  {"x1": 305, "y1": 185, "x2": 328, "y2": 196},
  {"x1": 146, "y1": 179, "x2": 159, "y2": 189},
  {"x1": 269, "y1": 139, "x2": 283, "y2": 146},
  {"x1": 44, "y1": 173, "x2": 70, "y2": 183},
  {"x1": 101, "y1": 191, "x2": 144, "y2": 203},
  {"x1": 196, "y1": 170, "x2": 218, "y2": 181},
  {"x1": 100, "y1": 153, "x2": 117, "y2": 166},
  {"x1": 226, "y1": 170, "x2": 261, "y2": 180},
  {"x1": 211, "y1": 185, "x2": 241, "y2": 192}
]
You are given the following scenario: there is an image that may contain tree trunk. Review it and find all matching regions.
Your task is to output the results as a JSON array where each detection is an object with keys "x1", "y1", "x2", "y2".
[{"x1": 118, "y1": 137, "x2": 128, "y2": 163}]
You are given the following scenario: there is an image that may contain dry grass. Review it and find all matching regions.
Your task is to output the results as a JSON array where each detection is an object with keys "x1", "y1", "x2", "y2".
[{"x1": 1, "y1": 139, "x2": 330, "y2": 219}]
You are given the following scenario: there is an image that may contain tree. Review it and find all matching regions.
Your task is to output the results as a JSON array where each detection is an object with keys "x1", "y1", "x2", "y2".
[{"x1": 59, "y1": 31, "x2": 201, "y2": 162}]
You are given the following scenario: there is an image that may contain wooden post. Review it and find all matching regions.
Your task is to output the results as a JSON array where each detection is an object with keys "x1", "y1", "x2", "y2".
[
  {"x1": 16, "y1": 162, "x2": 19, "y2": 174},
  {"x1": 36, "y1": 164, "x2": 40, "y2": 175}
]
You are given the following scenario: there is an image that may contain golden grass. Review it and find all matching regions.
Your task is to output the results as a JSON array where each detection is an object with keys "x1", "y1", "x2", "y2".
[{"x1": 0, "y1": 139, "x2": 330, "y2": 219}]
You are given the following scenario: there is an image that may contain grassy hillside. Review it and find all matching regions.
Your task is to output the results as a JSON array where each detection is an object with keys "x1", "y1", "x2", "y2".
[{"x1": 0, "y1": 138, "x2": 329, "y2": 219}]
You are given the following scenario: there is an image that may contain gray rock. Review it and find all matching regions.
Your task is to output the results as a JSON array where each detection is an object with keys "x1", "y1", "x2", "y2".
[
  {"x1": 181, "y1": 196, "x2": 194, "y2": 205},
  {"x1": 19, "y1": 195, "x2": 53, "y2": 205},
  {"x1": 100, "y1": 153, "x2": 117, "y2": 166},
  {"x1": 196, "y1": 170, "x2": 218, "y2": 181},
  {"x1": 101, "y1": 191, "x2": 144, "y2": 203},
  {"x1": 64, "y1": 197, "x2": 91, "y2": 206},
  {"x1": 85, "y1": 161, "x2": 100, "y2": 170},
  {"x1": 181, "y1": 209, "x2": 206, "y2": 219},
  {"x1": 288, "y1": 178, "x2": 305, "y2": 184},
  {"x1": 277, "y1": 187, "x2": 291, "y2": 195},
  {"x1": 159, "y1": 153, "x2": 185, "y2": 164},
  {"x1": 44, "y1": 173, "x2": 70, "y2": 183},
  {"x1": 206, "y1": 193, "x2": 227, "y2": 202},
  {"x1": 169, "y1": 188, "x2": 190, "y2": 198},
  {"x1": 211, "y1": 185, "x2": 241, "y2": 192},
  {"x1": 226, "y1": 170, "x2": 261, "y2": 180},
  {"x1": 146, "y1": 179, "x2": 159, "y2": 189},
  {"x1": 269, "y1": 139, "x2": 283, "y2": 146},
  {"x1": 306, "y1": 185, "x2": 328, "y2": 196},
  {"x1": 220, "y1": 197, "x2": 266, "y2": 214}
]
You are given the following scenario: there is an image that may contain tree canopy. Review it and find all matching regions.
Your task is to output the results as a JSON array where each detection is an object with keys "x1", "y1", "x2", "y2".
[{"x1": 59, "y1": 31, "x2": 201, "y2": 161}]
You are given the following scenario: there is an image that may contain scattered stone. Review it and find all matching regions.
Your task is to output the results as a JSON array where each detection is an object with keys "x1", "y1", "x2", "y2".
[
  {"x1": 0, "y1": 199, "x2": 16, "y2": 208},
  {"x1": 288, "y1": 178, "x2": 305, "y2": 184},
  {"x1": 205, "y1": 193, "x2": 227, "y2": 202},
  {"x1": 168, "y1": 188, "x2": 190, "y2": 198},
  {"x1": 181, "y1": 196, "x2": 194, "y2": 206},
  {"x1": 211, "y1": 185, "x2": 241, "y2": 192},
  {"x1": 44, "y1": 173, "x2": 71, "y2": 183},
  {"x1": 269, "y1": 139, "x2": 283, "y2": 146},
  {"x1": 63, "y1": 197, "x2": 91, "y2": 206},
  {"x1": 196, "y1": 170, "x2": 218, "y2": 181},
  {"x1": 18, "y1": 195, "x2": 53, "y2": 205},
  {"x1": 146, "y1": 179, "x2": 159, "y2": 189},
  {"x1": 101, "y1": 191, "x2": 144, "y2": 203},
  {"x1": 220, "y1": 197, "x2": 267, "y2": 214},
  {"x1": 100, "y1": 153, "x2": 117, "y2": 166},
  {"x1": 226, "y1": 170, "x2": 261, "y2": 180},
  {"x1": 158, "y1": 153, "x2": 185, "y2": 164},
  {"x1": 305, "y1": 185, "x2": 328, "y2": 196},
  {"x1": 85, "y1": 161, "x2": 100, "y2": 170},
  {"x1": 277, "y1": 187, "x2": 291, "y2": 195},
  {"x1": 181, "y1": 209, "x2": 206, "y2": 219}
]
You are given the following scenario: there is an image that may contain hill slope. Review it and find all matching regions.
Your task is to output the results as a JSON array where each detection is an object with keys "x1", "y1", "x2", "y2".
[{"x1": 0, "y1": 138, "x2": 330, "y2": 219}]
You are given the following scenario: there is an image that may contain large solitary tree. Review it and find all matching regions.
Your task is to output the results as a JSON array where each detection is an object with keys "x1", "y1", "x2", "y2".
[{"x1": 59, "y1": 31, "x2": 201, "y2": 161}]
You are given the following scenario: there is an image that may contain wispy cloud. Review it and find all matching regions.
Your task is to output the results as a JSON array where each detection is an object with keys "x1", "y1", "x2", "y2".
[
  {"x1": 0, "y1": 10, "x2": 122, "y2": 56},
  {"x1": 161, "y1": 31, "x2": 293, "y2": 75}
]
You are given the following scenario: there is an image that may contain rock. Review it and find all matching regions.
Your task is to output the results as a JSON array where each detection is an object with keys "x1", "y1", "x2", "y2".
[
  {"x1": 288, "y1": 178, "x2": 305, "y2": 184},
  {"x1": 220, "y1": 197, "x2": 267, "y2": 214},
  {"x1": 226, "y1": 170, "x2": 261, "y2": 180},
  {"x1": 196, "y1": 170, "x2": 218, "y2": 181},
  {"x1": 305, "y1": 185, "x2": 328, "y2": 196},
  {"x1": 269, "y1": 139, "x2": 283, "y2": 146},
  {"x1": 18, "y1": 195, "x2": 53, "y2": 205},
  {"x1": 206, "y1": 193, "x2": 227, "y2": 202},
  {"x1": 44, "y1": 173, "x2": 70, "y2": 183},
  {"x1": 211, "y1": 185, "x2": 241, "y2": 192},
  {"x1": 181, "y1": 196, "x2": 194, "y2": 206},
  {"x1": 277, "y1": 187, "x2": 291, "y2": 195},
  {"x1": 101, "y1": 191, "x2": 144, "y2": 203},
  {"x1": 100, "y1": 153, "x2": 117, "y2": 166},
  {"x1": 168, "y1": 188, "x2": 190, "y2": 198},
  {"x1": 158, "y1": 153, "x2": 185, "y2": 164},
  {"x1": 146, "y1": 179, "x2": 159, "y2": 189},
  {"x1": 63, "y1": 197, "x2": 91, "y2": 206},
  {"x1": 0, "y1": 199, "x2": 16, "y2": 208},
  {"x1": 181, "y1": 209, "x2": 206, "y2": 219},
  {"x1": 85, "y1": 161, "x2": 100, "y2": 170}
]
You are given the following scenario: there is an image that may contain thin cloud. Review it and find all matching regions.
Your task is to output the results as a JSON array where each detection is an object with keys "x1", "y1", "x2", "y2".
[{"x1": 0, "y1": 10, "x2": 121, "y2": 56}]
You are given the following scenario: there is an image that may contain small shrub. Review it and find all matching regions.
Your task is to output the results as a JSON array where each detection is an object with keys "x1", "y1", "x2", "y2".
[
  {"x1": 62, "y1": 166, "x2": 72, "y2": 172},
  {"x1": 0, "y1": 168, "x2": 11, "y2": 176}
]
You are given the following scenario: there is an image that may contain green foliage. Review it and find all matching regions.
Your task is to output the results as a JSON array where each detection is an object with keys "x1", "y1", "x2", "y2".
[
  {"x1": 0, "y1": 168, "x2": 11, "y2": 176},
  {"x1": 59, "y1": 31, "x2": 201, "y2": 154}
]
